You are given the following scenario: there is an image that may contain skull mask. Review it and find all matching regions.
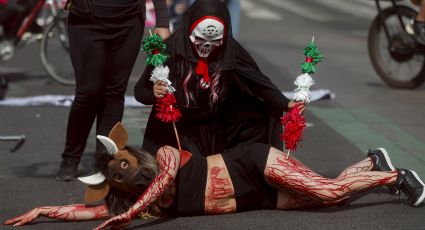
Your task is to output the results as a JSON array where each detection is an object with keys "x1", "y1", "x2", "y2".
[{"x1": 189, "y1": 16, "x2": 225, "y2": 58}]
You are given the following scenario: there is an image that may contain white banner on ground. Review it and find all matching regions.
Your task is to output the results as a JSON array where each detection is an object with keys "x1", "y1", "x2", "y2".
[{"x1": 0, "y1": 89, "x2": 335, "y2": 107}]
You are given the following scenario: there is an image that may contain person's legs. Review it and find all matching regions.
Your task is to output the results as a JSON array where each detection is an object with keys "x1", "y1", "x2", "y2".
[
  {"x1": 414, "y1": 0, "x2": 425, "y2": 45},
  {"x1": 57, "y1": 14, "x2": 107, "y2": 181},
  {"x1": 95, "y1": 17, "x2": 144, "y2": 153},
  {"x1": 0, "y1": 1, "x2": 19, "y2": 38},
  {"x1": 276, "y1": 188, "x2": 346, "y2": 210},
  {"x1": 276, "y1": 155, "x2": 380, "y2": 209},
  {"x1": 264, "y1": 147, "x2": 398, "y2": 203}
]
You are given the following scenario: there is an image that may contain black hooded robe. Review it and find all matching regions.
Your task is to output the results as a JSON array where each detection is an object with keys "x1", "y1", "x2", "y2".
[{"x1": 134, "y1": 0, "x2": 290, "y2": 156}]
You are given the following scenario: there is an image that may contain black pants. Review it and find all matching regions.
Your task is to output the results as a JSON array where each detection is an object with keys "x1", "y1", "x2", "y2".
[{"x1": 62, "y1": 13, "x2": 144, "y2": 162}]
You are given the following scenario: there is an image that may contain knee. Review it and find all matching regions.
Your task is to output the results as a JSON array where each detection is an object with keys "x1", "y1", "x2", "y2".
[
  {"x1": 74, "y1": 87, "x2": 103, "y2": 105},
  {"x1": 312, "y1": 189, "x2": 346, "y2": 202},
  {"x1": 104, "y1": 84, "x2": 127, "y2": 100},
  {"x1": 157, "y1": 145, "x2": 179, "y2": 156}
]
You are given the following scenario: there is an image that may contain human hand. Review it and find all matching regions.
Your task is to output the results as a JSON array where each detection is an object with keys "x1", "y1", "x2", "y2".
[
  {"x1": 4, "y1": 207, "x2": 45, "y2": 226},
  {"x1": 154, "y1": 27, "x2": 171, "y2": 40},
  {"x1": 153, "y1": 81, "x2": 169, "y2": 99},
  {"x1": 288, "y1": 101, "x2": 306, "y2": 114},
  {"x1": 93, "y1": 211, "x2": 131, "y2": 230}
]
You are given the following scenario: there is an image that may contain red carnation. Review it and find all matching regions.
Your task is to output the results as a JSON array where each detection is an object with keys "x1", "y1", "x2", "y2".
[
  {"x1": 281, "y1": 105, "x2": 306, "y2": 151},
  {"x1": 156, "y1": 93, "x2": 181, "y2": 123}
]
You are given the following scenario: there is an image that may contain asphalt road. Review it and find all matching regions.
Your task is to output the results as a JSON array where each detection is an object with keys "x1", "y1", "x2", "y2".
[{"x1": 1, "y1": 0, "x2": 425, "y2": 229}]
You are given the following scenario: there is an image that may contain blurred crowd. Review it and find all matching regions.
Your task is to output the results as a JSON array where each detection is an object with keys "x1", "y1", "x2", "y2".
[
  {"x1": 147, "y1": 0, "x2": 240, "y2": 37},
  {"x1": 1, "y1": 0, "x2": 240, "y2": 39}
]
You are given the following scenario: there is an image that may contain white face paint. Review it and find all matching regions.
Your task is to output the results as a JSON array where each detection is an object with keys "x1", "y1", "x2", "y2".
[{"x1": 189, "y1": 18, "x2": 225, "y2": 58}]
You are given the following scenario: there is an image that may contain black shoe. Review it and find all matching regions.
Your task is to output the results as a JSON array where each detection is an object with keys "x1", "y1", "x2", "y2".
[
  {"x1": 413, "y1": 19, "x2": 425, "y2": 46},
  {"x1": 396, "y1": 169, "x2": 425, "y2": 207},
  {"x1": 367, "y1": 148, "x2": 398, "y2": 194},
  {"x1": 367, "y1": 148, "x2": 395, "y2": 172},
  {"x1": 56, "y1": 158, "x2": 79, "y2": 182}
]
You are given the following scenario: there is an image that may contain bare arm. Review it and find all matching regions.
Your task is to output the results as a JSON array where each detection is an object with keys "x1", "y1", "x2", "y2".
[
  {"x1": 94, "y1": 146, "x2": 180, "y2": 230},
  {"x1": 4, "y1": 204, "x2": 110, "y2": 226}
]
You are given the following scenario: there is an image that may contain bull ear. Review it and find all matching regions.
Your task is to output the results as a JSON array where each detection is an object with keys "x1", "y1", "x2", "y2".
[
  {"x1": 108, "y1": 122, "x2": 128, "y2": 150},
  {"x1": 78, "y1": 172, "x2": 106, "y2": 185},
  {"x1": 97, "y1": 135, "x2": 118, "y2": 155}
]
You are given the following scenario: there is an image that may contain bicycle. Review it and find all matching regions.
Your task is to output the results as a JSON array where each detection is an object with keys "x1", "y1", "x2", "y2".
[
  {"x1": 0, "y1": 0, "x2": 75, "y2": 85},
  {"x1": 368, "y1": 0, "x2": 425, "y2": 89}
]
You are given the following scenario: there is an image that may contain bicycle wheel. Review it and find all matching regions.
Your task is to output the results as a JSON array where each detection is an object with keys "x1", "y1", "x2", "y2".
[
  {"x1": 40, "y1": 15, "x2": 75, "y2": 85},
  {"x1": 368, "y1": 6, "x2": 425, "y2": 89}
]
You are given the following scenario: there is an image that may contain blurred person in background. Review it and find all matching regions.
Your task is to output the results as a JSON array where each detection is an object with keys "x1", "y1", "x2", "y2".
[
  {"x1": 413, "y1": 0, "x2": 425, "y2": 45},
  {"x1": 0, "y1": 0, "x2": 40, "y2": 38}
]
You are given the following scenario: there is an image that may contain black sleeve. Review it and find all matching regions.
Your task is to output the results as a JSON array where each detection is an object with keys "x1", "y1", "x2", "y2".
[
  {"x1": 240, "y1": 75, "x2": 290, "y2": 113},
  {"x1": 134, "y1": 64, "x2": 156, "y2": 105},
  {"x1": 153, "y1": 0, "x2": 170, "y2": 28},
  {"x1": 234, "y1": 43, "x2": 290, "y2": 112}
]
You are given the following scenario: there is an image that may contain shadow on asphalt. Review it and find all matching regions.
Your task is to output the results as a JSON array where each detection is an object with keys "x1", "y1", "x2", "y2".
[
  {"x1": 365, "y1": 81, "x2": 425, "y2": 91},
  {"x1": 128, "y1": 217, "x2": 178, "y2": 229},
  {"x1": 0, "y1": 71, "x2": 48, "y2": 83}
]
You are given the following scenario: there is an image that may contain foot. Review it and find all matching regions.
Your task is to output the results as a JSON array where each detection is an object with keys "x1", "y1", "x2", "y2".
[
  {"x1": 56, "y1": 158, "x2": 79, "y2": 182},
  {"x1": 367, "y1": 148, "x2": 395, "y2": 171},
  {"x1": 413, "y1": 19, "x2": 425, "y2": 46},
  {"x1": 396, "y1": 169, "x2": 425, "y2": 207},
  {"x1": 367, "y1": 148, "x2": 398, "y2": 194}
]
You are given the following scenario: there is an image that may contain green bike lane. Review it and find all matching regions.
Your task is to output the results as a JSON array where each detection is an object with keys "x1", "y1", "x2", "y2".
[{"x1": 310, "y1": 105, "x2": 425, "y2": 178}]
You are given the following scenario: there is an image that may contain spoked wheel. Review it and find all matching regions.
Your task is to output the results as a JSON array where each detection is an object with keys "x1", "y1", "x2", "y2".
[
  {"x1": 40, "y1": 14, "x2": 75, "y2": 85},
  {"x1": 368, "y1": 6, "x2": 425, "y2": 89}
]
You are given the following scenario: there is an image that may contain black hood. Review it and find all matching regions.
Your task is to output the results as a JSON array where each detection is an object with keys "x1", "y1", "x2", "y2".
[{"x1": 167, "y1": 0, "x2": 236, "y2": 70}]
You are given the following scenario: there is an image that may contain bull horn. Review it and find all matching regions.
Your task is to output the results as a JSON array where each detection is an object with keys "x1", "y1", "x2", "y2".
[
  {"x1": 97, "y1": 135, "x2": 118, "y2": 155},
  {"x1": 78, "y1": 172, "x2": 106, "y2": 185}
]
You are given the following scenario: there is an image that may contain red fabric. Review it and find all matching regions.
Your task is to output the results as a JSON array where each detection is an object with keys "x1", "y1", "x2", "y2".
[
  {"x1": 179, "y1": 150, "x2": 192, "y2": 168},
  {"x1": 281, "y1": 105, "x2": 306, "y2": 151},
  {"x1": 0, "y1": 0, "x2": 8, "y2": 5},
  {"x1": 305, "y1": 57, "x2": 313, "y2": 63},
  {"x1": 195, "y1": 57, "x2": 209, "y2": 84},
  {"x1": 156, "y1": 93, "x2": 181, "y2": 123},
  {"x1": 189, "y1": 15, "x2": 226, "y2": 35}
]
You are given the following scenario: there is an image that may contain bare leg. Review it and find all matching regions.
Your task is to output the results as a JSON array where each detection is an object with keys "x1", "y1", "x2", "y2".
[
  {"x1": 276, "y1": 189, "x2": 347, "y2": 209},
  {"x1": 336, "y1": 158, "x2": 373, "y2": 178},
  {"x1": 275, "y1": 157, "x2": 373, "y2": 209},
  {"x1": 265, "y1": 148, "x2": 397, "y2": 203}
]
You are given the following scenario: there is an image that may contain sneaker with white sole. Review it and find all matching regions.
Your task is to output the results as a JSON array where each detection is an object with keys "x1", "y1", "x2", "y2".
[
  {"x1": 367, "y1": 148, "x2": 398, "y2": 194},
  {"x1": 397, "y1": 169, "x2": 425, "y2": 207}
]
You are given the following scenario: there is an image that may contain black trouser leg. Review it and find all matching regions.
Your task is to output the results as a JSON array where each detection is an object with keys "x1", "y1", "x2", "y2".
[
  {"x1": 62, "y1": 15, "x2": 107, "y2": 162},
  {"x1": 95, "y1": 19, "x2": 144, "y2": 140},
  {"x1": 62, "y1": 14, "x2": 144, "y2": 165}
]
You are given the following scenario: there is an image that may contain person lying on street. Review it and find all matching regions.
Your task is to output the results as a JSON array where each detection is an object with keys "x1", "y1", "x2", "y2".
[{"x1": 4, "y1": 123, "x2": 425, "y2": 230}]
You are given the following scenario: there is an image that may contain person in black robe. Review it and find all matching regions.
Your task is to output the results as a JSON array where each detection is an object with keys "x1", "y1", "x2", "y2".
[{"x1": 134, "y1": 0, "x2": 303, "y2": 156}]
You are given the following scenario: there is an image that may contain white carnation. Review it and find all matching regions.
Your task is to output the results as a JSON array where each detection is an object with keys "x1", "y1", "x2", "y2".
[
  {"x1": 150, "y1": 65, "x2": 175, "y2": 92},
  {"x1": 294, "y1": 73, "x2": 315, "y2": 89}
]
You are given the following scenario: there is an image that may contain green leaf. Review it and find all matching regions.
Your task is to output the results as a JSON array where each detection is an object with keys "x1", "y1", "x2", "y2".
[
  {"x1": 142, "y1": 34, "x2": 168, "y2": 66},
  {"x1": 301, "y1": 41, "x2": 324, "y2": 74},
  {"x1": 146, "y1": 53, "x2": 169, "y2": 66}
]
